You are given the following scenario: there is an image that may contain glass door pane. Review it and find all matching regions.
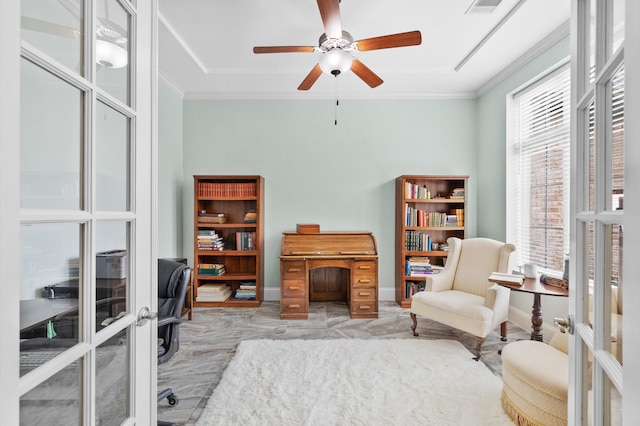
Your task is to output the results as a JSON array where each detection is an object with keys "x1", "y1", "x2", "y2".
[
  {"x1": 20, "y1": 223, "x2": 82, "y2": 376},
  {"x1": 96, "y1": 101, "x2": 130, "y2": 212},
  {"x1": 20, "y1": 58, "x2": 83, "y2": 211},
  {"x1": 20, "y1": 360, "x2": 83, "y2": 424},
  {"x1": 21, "y1": 0, "x2": 84, "y2": 75},
  {"x1": 95, "y1": 221, "x2": 129, "y2": 331},
  {"x1": 96, "y1": 0, "x2": 130, "y2": 105},
  {"x1": 609, "y1": 65, "x2": 624, "y2": 211},
  {"x1": 95, "y1": 328, "x2": 129, "y2": 424}
]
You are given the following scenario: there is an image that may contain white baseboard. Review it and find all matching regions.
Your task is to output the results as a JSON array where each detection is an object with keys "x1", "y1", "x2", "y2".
[{"x1": 508, "y1": 306, "x2": 557, "y2": 343}]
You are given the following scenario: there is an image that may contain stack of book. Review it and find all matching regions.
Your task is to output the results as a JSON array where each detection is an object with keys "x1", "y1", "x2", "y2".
[
  {"x1": 197, "y1": 212, "x2": 227, "y2": 224},
  {"x1": 243, "y1": 210, "x2": 257, "y2": 223},
  {"x1": 405, "y1": 257, "x2": 433, "y2": 276},
  {"x1": 198, "y1": 263, "x2": 225, "y2": 276},
  {"x1": 233, "y1": 281, "x2": 256, "y2": 300},
  {"x1": 196, "y1": 283, "x2": 231, "y2": 302},
  {"x1": 197, "y1": 230, "x2": 224, "y2": 251},
  {"x1": 450, "y1": 188, "x2": 465, "y2": 199}
]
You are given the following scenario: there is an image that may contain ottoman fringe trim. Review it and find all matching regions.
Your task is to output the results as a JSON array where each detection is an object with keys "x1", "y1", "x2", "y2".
[{"x1": 501, "y1": 390, "x2": 547, "y2": 426}]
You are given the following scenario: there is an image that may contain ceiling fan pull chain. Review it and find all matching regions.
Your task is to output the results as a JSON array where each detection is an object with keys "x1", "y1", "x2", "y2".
[{"x1": 334, "y1": 75, "x2": 339, "y2": 126}]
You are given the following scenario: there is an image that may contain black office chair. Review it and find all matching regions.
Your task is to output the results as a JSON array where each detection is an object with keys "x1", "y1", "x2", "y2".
[{"x1": 157, "y1": 259, "x2": 191, "y2": 426}]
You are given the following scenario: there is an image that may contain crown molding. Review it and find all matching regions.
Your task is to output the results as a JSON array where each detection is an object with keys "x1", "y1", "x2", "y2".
[
  {"x1": 182, "y1": 91, "x2": 477, "y2": 101},
  {"x1": 475, "y1": 20, "x2": 570, "y2": 97},
  {"x1": 159, "y1": 71, "x2": 185, "y2": 98}
]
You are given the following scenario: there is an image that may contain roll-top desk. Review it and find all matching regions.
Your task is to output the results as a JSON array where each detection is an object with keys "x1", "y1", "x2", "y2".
[{"x1": 279, "y1": 231, "x2": 378, "y2": 320}]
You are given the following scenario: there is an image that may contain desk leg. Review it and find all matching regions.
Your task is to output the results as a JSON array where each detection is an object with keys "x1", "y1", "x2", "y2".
[{"x1": 531, "y1": 293, "x2": 544, "y2": 341}]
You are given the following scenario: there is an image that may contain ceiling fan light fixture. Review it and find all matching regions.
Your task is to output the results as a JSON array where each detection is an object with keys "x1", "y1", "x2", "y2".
[
  {"x1": 96, "y1": 39, "x2": 128, "y2": 69},
  {"x1": 319, "y1": 48, "x2": 353, "y2": 76}
]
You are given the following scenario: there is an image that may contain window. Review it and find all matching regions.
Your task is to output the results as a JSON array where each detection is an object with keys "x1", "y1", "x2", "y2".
[{"x1": 507, "y1": 63, "x2": 571, "y2": 275}]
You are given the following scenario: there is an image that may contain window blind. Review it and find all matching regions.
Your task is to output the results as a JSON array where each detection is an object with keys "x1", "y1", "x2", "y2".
[{"x1": 508, "y1": 65, "x2": 571, "y2": 274}]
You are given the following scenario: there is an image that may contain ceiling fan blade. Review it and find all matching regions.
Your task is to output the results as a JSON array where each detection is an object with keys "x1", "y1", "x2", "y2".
[
  {"x1": 350, "y1": 58, "x2": 383, "y2": 88},
  {"x1": 317, "y1": 0, "x2": 342, "y2": 39},
  {"x1": 356, "y1": 30, "x2": 422, "y2": 51},
  {"x1": 21, "y1": 16, "x2": 79, "y2": 39},
  {"x1": 297, "y1": 64, "x2": 324, "y2": 91},
  {"x1": 253, "y1": 46, "x2": 316, "y2": 54}
]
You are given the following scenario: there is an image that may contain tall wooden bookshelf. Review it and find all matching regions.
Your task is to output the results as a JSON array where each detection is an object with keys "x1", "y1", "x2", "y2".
[
  {"x1": 192, "y1": 175, "x2": 264, "y2": 307},
  {"x1": 395, "y1": 175, "x2": 468, "y2": 308}
]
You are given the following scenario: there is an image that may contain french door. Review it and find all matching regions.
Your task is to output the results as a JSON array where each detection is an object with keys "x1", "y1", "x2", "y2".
[
  {"x1": 568, "y1": 0, "x2": 639, "y2": 424},
  {"x1": 1, "y1": 0, "x2": 157, "y2": 424}
]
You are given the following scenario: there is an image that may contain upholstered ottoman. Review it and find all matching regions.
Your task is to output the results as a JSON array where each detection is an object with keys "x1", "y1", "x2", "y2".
[{"x1": 501, "y1": 333, "x2": 568, "y2": 426}]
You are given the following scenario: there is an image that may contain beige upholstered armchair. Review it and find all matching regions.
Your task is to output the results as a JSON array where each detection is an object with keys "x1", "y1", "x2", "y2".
[{"x1": 410, "y1": 237, "x2": 516, "y2": 359}]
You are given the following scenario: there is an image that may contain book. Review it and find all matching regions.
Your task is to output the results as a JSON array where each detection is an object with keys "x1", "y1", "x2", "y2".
[
  {"x1": 488, "y1": 272, "x2": 524, "y2": 286},
  {"x1": 233, "y1": 289, "x2": 256, "y2": 300},
  {"x1": 197, "y1": 283, "x2": 228, "y2": 293},
  {"x1": 239, "y1": 281, "x2": 256, "y2": 290},
  {"x1": 235, "y1": 231, "x2": 256, "y2": 251}
]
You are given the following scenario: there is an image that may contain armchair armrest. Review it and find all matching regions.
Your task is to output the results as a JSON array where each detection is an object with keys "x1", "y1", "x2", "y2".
[
  {"x1": 157, "y1": 316, "x2": 183, "y2": 328},
  {"x1": 425, "y1": 273, "x2": 454, "y2": 292},
  {"x1": 484, "y1": 284, "x2": 511, "y2": 323}
]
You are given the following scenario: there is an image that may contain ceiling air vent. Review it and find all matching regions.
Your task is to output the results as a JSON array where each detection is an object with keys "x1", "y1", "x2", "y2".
[{"x1": 465, "y1": 0, "x2": 502, "y2": 14}]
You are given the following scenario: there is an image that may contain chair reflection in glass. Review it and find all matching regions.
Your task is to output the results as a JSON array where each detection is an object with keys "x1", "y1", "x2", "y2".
[{"x1": 157, "y1": 259, "x2": 191, "y2": 426}]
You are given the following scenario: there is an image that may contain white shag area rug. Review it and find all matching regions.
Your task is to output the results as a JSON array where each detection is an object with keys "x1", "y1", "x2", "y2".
[{"x1": 196, "y1": 339, "x2": 514, "y2": 426}]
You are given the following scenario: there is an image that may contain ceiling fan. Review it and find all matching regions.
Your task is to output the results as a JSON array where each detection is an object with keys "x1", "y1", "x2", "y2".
[
  {"x1": 22, "y1": 16, "x2": 129, "y2": 69},
  {"x1": 253, "y1": 0, "x2": 422, "y2": 90}
]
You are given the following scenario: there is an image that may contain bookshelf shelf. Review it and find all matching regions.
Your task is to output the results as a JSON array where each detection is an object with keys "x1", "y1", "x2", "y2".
[
  {"x1": 193, "y1": 175, "x2": 264, "y2": 308},
  {"x1": 395, "y1": 175, "x2": 468, "y2": 308}
]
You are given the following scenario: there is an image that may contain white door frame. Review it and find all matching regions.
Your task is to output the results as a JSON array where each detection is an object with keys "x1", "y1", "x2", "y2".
[
  {"x1": 621, "y1": 0, "x2": 640, "y2": 422},
  {"x1": 0, "y1": 0, "x2": 158, "y2": 424},
  {"x1": 569, "y1": 0, "x2": 640, "y2": 424},
  {"x1": 0, "y1": 0, "x2": 22, "y2": 423}
]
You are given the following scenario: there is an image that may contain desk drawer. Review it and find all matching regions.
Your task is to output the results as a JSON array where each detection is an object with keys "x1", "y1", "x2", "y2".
[
  {"x1": 281, "y1": 261, "x2": 306, "y2": 280},
  {"x1": 352, "y1": 273, "x2": 376, "y2": 288},
  {"x1": 351, "y1": 287, "x2": 377, "y2": 302},
  {"x1": 350, "y1": 300, "x2": 378, "y2": 317},
  {"x1": 353, "y1": 261, "x2": 377, "y2": 273},
  {"x1": 280, "y1": 297, "x2": 308, "y2": 315},
  {"x1": 282, "y1": 280, "x2": 306, "y2": 297}
]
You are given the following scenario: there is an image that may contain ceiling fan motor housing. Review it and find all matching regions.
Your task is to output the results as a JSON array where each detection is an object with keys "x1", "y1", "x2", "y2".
[{"x1": 318, "y1": 31, "x2": 354, "y2": 75}]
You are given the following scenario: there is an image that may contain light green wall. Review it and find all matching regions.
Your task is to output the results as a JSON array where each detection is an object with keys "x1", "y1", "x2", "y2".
[
  {"x1": 181, "y1": 99, "x2": 478, "y2": 299},
  {"x1": 157, "y1": 35, "x2": 571, "y2": 317},
  {"x1": 476, "y1": 36, "x2": 570, "y2": 324},
  {"x1": 157, "y1": 83, "x2": 184, "y2": 258}
]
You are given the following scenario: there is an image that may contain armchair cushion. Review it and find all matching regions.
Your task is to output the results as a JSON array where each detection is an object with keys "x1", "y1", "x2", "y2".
[{"x1": 411, "y1": 290, "x2": 495, "y2": 337}]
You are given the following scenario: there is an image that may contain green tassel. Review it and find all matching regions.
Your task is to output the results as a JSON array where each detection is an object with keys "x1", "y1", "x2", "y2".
[{"x1": 46, "y1": 320, "x2": 57, "y2": 339}]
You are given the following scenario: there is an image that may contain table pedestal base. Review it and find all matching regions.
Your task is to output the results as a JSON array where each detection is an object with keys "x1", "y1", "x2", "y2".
[{"x1": 531, "y1": 293, "x2": 544, "y2": 341}]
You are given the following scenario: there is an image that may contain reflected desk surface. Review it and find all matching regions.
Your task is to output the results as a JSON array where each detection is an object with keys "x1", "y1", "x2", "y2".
[
  {"x1": 490, "y1": 274, "x2": 568, "y2": 342},
  {"x1": 20, "y1": 298, "x2": 79, "y2": 333}
]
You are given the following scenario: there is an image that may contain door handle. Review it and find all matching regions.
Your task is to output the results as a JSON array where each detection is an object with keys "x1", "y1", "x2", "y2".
[
  {"x1": 554, "y1": 315, "x2": 574, "y2": 335},
  {"x1": 136, "y1": 306, "x2": 158, "y2": 326}
]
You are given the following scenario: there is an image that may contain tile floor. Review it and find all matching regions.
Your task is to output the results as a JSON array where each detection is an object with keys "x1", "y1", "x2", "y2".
[{"x1": 157, "y1": 301, "x2": 530, "y2": 425}]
